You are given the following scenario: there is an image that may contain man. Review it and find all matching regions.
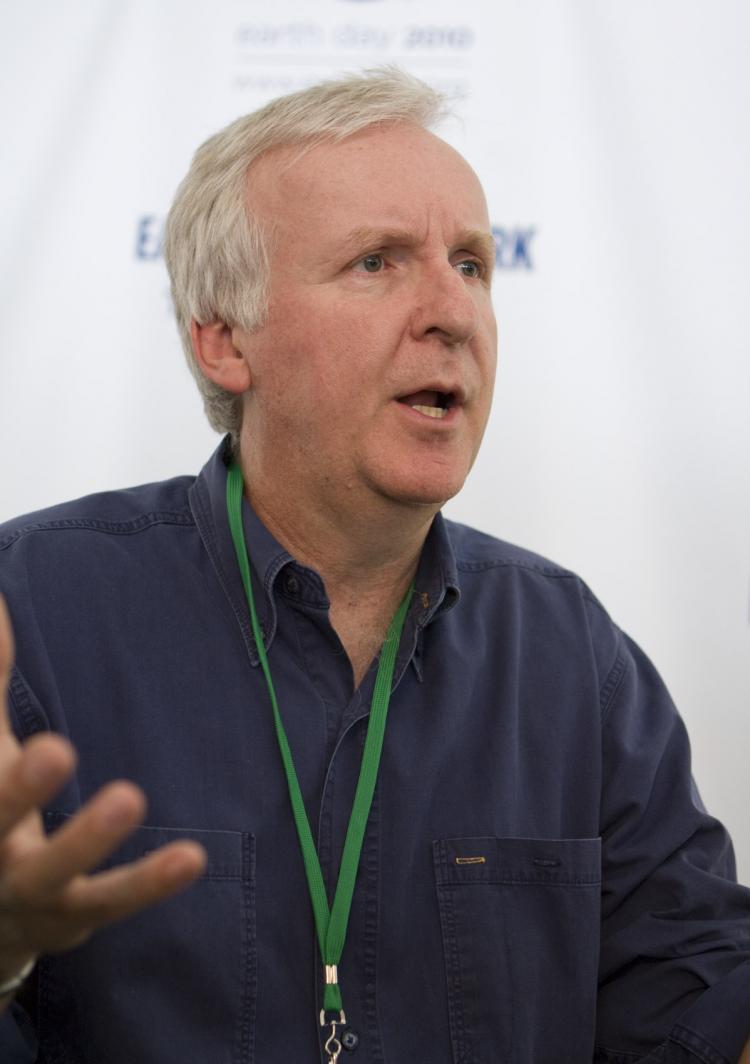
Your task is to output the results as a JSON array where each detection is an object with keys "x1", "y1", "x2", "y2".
[{"x1": 0, "y1": 68, "x2": 748, "y2": 1062}]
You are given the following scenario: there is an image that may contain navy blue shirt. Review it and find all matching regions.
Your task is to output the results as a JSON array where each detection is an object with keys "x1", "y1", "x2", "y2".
[{"x1": 1, "y1": 440, "x2": 748, "y2": 1063}]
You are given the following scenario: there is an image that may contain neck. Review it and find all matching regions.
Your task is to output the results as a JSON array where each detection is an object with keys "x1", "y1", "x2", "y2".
[
  {"x1": 234, "y1": 436, "x2": 434, "y2": 604},
  {"x1": 236, "y1": 438, "x2": 436, "y2": 685}
]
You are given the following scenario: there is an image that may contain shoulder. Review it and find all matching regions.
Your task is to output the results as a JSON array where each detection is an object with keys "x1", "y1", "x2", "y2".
[
  {"x1": 0, "y1": 474, "x2": 201, "y2": 739},
  {"x1": 0, "y1": 475, "x2": 199, "y2": 603},
  {"x1": 0, "y1": 475, "x2": 196, "y2": 555},
  {"x1": 442, "y1": 516, "x2": 613, "y2": 626},
  {"x1": 441, "y1": 517, "x2": 623, "y2": 689},
  {"x1": 444, "y1": 517, "x2": 579, "y2": 582}
]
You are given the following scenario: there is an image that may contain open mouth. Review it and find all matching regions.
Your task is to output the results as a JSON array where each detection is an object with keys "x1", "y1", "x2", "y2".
[{"x1": 397, "y1": 390, "x2": 454, "y2": 420}]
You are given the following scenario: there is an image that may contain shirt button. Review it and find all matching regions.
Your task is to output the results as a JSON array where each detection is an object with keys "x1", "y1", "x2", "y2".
[
  {"x1": 341, "y1": 1030, "x2": 359, "y2": 1051},
  {"x1": 284, "y1": 573, "x2": 300, "y2": 594}
]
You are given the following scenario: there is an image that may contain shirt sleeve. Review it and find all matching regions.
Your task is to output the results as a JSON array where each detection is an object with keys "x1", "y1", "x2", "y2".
[{"x1": 593, "y1": 628, "x2": 750, "y2": 1063}]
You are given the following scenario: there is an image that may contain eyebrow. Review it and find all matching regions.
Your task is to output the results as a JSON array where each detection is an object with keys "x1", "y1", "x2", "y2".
[{"x1": 341, "y1": 226, "x2": 497, "y2": 268}]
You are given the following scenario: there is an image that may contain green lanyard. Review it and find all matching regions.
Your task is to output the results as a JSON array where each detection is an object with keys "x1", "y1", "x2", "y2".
[{"x1": 226, "y1": 463, "x2": 412, "y2": 1054}]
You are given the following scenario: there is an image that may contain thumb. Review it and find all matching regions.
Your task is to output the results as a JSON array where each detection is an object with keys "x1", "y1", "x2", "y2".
[{"x1": 0, "y1": 596, "x2": 16, "y2": 735}]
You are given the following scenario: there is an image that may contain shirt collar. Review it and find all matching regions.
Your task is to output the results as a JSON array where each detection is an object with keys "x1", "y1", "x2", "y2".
[
  {"x1": 412, "y1": 509, "x2": 461, "y2": 626},
  {"x1": 189, "y1": 438, "x2": 461, "y2": 670}
]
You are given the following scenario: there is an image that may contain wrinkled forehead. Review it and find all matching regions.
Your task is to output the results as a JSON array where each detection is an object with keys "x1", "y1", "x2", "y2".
[{"x1": 244, "y1": 123, "x2": 490, "y2": 236}]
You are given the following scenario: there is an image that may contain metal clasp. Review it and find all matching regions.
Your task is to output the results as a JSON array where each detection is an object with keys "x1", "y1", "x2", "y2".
[{"x1": 320, "y1": 1009, "x2": 347, "y2": 1062}]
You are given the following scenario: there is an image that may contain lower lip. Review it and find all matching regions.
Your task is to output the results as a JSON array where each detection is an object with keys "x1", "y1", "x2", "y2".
[{"x1": 393, "y1": 400, "x2": 462, "y2": 428}]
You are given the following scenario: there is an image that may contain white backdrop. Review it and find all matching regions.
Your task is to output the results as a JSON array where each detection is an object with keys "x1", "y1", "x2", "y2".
[{"x1": 1, "y1": 1, "x2": 748, "y2": 875}]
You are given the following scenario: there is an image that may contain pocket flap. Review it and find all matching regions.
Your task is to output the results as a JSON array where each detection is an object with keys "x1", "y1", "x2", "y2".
[
  {"x1": 434, "y1": 835, "x2": 601, "y2": 886},
  {"x1": 44, "y1": 810, "x2": 250, "y2": 880}
]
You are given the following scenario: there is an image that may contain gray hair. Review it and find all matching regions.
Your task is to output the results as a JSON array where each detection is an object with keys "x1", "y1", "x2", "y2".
[{"x1": 163, "y1": 67, "x2": 447, "y2": 440}]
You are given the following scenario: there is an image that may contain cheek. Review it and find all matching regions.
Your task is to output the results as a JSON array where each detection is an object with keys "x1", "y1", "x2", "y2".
[
  {"x1": 298, "y1": 305, "x2": 403, "y2": 388},
  {"x1": 263, "y1": 284, "x2": 413, "y2": 412},
  {"x1": 480, "y1": 312, "x2": 499, "y2": 380}
]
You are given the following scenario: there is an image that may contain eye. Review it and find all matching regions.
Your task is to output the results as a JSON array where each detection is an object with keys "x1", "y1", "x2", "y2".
[
  {"x1": 354, "y1": 253, "x2": 386, "y2": 273},
  {"x1": 454, "y1": 259, "x2": 484, "y2": 279}
]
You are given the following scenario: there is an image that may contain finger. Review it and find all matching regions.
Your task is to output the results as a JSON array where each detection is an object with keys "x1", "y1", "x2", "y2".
[
  {"x1": 6, "y1": 780, "x2": 147, "y2": 899},
  {"x1": 62, "y1": 841, "x2": 207, "y2": 931},
  {"x1": 0, "y1": 733, "x2": 77, "y2": 838},
  {"x1": 0, "y1": 596, "x2": 15, "y2": 734}
]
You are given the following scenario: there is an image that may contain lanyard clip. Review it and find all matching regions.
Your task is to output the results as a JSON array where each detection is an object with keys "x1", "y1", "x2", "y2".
[
  {"x1": 320, "y1": 1007, "x2": 346, "y2": 1062},
  {"x1": 321, "y1": 1008, "x2": 346, "y2": 1059}
]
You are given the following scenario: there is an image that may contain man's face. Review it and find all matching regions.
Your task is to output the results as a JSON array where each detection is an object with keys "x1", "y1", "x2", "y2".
[{"x1": 234, "y1": 122, "x2": 497, "y2": 512}]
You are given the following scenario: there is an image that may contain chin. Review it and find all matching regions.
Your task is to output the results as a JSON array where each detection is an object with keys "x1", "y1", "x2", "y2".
[
  {"x1": 378, "y1": 473, "x2": 468, "y2": 510},
  {"x1": 362, "y1": 450, "x2": 473, "y2": 510}
]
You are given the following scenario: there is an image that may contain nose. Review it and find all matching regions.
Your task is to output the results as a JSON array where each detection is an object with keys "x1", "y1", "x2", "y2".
[{"x1": 409, "y1": 260, "x2": 480, "y2": 346}]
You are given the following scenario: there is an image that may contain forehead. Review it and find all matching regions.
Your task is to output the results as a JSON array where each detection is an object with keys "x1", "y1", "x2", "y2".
[{"x1": 246, "y1": 123, "x2": 490, "y2": 243}]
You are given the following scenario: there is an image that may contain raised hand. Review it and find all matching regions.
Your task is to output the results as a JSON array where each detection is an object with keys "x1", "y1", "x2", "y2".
[{"x1": 0, "y1": 595, "x2": 206, "y2": 1003}]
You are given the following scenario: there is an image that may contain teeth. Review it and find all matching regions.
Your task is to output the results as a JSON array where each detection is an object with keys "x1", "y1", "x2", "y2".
[{"x1": 411, "y1": 404, "x2": 448, "y2": 419}]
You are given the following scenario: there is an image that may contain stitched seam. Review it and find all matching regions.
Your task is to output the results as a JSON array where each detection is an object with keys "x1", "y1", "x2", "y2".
[
  {"x1": 671, "y1": 1025, "x2": 730, "y2": 1064},
  {"x1": 456, "y1": 558, "x2": 575, "y2": 578},
  {"x1": 0, "y1": 511, "x2": 194, "y2": 550},
  {"x1": 599, "y1": 642, "x2": 629, "y2": 723},
  {"x1": 434, "y1": 877, "x2": 601, "y2": 887},
  {"x1": 8, "y1": 671, "x2": 49, "y2": 737}
]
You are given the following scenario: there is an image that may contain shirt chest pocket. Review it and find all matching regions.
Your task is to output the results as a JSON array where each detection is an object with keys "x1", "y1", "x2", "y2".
[
  {"x1": 38, "y1": 817, "x2": 256, "y2": 1064},
  {"x1": 433, "y1": 835, "x2": 602, "y2": 1064}
]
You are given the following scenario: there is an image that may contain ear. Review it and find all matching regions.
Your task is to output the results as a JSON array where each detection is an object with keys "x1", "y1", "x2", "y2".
[{"x1": 190, "y1": 320, "x2": 252, "y2": 395}]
